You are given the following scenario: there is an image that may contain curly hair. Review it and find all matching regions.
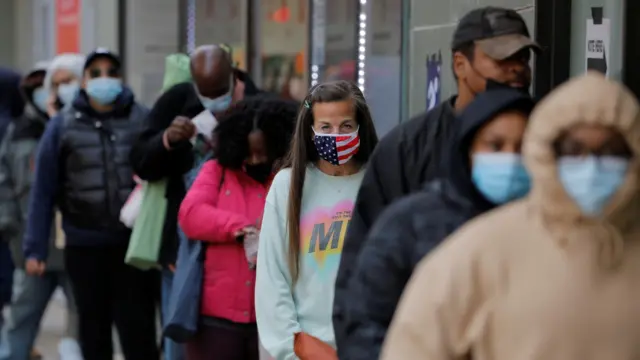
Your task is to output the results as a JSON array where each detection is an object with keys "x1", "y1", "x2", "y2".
[{"x1": 213, "y1": 94, "x2": 299, "y2": 169}]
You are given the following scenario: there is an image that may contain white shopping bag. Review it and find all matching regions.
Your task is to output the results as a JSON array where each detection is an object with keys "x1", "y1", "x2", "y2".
[
  {"x1": 119, "y1": 176, "x2": 145, "y2": 228},
  {"x1": 190, "y1": 109, "x2": 218, "y2": 144},
  {"x1": 54, "y1": 211, "x2": 66, "y2": 249},
  {"x1": 243, "y1": 227, "x2": 259, "y2": 269}
]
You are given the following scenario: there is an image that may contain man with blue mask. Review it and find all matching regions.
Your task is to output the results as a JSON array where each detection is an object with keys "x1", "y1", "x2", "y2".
[
  {"x1": 130, "y1": 45, "x2": 261, "y2": 360},
  {"x1": 23, "y1": 48, "x2": 159, "y2": 360},
  {"x1": 81, "y1": 49, "x2": 125, "y2": 108}
]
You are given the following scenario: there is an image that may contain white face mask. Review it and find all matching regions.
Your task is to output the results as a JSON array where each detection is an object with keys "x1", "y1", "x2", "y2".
[
  {"x1": 195, "y1": 76, "x2": 234, "y2": 113},
  {"x1": 57, "y1": 81, "x2": 80, "y2": 106},
  {"x1": 32, "y1": 87, "x2": 49, "y2": 113}
]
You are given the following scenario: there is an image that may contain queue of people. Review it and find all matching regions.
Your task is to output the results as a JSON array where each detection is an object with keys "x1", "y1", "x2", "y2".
[
  {"x1": 0, "y1": 5, "x2": 639, "y2": 360},
  {"x1": 381, "y1": 72, "x2": 640, "y2": 360}
]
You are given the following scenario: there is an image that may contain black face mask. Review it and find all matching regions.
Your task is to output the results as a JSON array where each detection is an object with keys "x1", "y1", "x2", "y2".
[
  {"x1": 486, "y1": 78, "x2": 529, "y2": 94},
  {"x1": 245, "y1": 163, "x2": 272, "y2": 184},
  {"x1": 466, "y1": 61, "x2": 530, "y2": 96}
]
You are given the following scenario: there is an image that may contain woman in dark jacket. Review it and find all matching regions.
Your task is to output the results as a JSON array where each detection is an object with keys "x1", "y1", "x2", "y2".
[{"x1": 340, "y1": 88, "x2": 535, "y2": 360}]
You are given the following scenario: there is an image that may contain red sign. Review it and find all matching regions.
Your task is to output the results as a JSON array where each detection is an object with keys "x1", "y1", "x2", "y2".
[{"x1": 56, "y1": 0, "x2": 80, "y2": 53}]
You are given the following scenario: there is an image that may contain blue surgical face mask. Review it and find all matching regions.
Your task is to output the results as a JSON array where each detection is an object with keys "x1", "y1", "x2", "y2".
[
  {"x1": 86, "y1": 77, "x2": 123, "y2": 105},
  {"x1": 57, "y1": 82, "x2": 80, "y2": 106},
  {"x1": 472, "y1": 153, "x2": 531, "y2": 204},
  {"x1": 32, "y1": 87, "x2": 48, "y2": 113},
  {"x1": 199, "y1": 93, "x2": 232, "y2": 113},
  {"x1": 558, "y1": 156, "x2": 629, "y2": 216},
  {"x1": 195, "y1": 77, "x2": 235, "y2": 113}
]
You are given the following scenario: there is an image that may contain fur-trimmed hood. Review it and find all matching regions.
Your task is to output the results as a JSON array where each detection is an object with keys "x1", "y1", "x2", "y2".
[{"x1": 523, "y1": 72, "x2": 640, "y2": 266}]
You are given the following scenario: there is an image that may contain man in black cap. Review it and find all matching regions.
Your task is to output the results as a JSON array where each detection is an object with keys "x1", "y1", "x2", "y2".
[
  {"x1": 333, "y1": 6, "x2": 541, "y2": 355},
  {"x1": 23, "y1": 48, "x2": 159, "y2": 360}
]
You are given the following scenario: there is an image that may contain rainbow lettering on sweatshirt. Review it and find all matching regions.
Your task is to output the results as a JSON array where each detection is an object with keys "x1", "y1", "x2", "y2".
[{"x1": 300, "y1": 199, "x2": 354, "y2": 272}]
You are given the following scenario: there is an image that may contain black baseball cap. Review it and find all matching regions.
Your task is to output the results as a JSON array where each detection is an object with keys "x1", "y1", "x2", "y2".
[
  {"x1": 451, "y1": 7, "x2": 541, "y2": 60},
  {"x1": 84, "y1": 47, "x2": 122, "y2": 70}
]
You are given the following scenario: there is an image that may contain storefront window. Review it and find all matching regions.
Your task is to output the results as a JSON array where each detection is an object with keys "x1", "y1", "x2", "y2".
[
  {"x1": 260, "y1": 0, "x2": 308, "y2": 99},
  {"x1": 323, "y1": 0, "x2": 358, "y2": 82},
  {"x1": 310, "y1": 0, "x2": 358, "y2": 85},
  {"x1": 364, "y1": 0, "x2": 402, "y2": 136},
  {"x1": 194, "y1": 0, "x2": 248, "y2": 69}
]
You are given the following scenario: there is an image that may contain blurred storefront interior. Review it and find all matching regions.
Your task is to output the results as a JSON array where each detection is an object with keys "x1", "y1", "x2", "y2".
[{"x1": 0, "y1": 0, "x2": 638, "y2": 135}]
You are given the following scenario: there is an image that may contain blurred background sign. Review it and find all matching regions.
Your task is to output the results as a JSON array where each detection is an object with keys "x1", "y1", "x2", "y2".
[{"x1": 55, "y1": 0, "x2": 80, "y2": 53}]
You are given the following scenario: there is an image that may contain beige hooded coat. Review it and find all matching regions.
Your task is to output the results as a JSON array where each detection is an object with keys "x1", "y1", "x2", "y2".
[{"x1": 380, "y1": 72, "x2": 640, "y2": 360}]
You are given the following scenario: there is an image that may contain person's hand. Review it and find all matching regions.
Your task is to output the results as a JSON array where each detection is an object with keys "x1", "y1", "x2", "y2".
[
  {"x1": 164, "y1": 116, "x2": 196, "y2": 146},
  {"x1": 25, "y1": 258, "x2": 46, "y2": 276},
  {"x1": 294, "y1": 332, "x2": 338, "y2": 360},
  {"x1": 46, "y1": 93, "x2": 58, "y2": 118},
  {"x1": 168, "y1": 264, "x2": 176, "y2": 272}
]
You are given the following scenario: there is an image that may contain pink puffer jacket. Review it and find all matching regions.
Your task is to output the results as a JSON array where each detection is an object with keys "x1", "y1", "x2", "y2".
[{"x1": 179, "y1": 160, "x2": 271, "y2": 323}]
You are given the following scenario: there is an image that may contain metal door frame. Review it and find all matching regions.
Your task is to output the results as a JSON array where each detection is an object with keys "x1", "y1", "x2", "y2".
[{"x1": 533, "y1": 0, "x2": 572, "y2": 98}]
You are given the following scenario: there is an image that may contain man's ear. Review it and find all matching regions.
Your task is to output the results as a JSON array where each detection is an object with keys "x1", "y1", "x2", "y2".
[{"x1": 452, "y1": 51, "x2": 468, "y2": 80}]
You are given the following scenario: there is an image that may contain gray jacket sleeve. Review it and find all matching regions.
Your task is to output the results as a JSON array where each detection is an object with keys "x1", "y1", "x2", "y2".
[{"x1": 0, "y1": 124, "x2": 20, "y2": 237}]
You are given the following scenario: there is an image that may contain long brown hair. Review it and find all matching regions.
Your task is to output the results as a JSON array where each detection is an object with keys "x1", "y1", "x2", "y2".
[{"x1": 282, "y1": 80, "x2": 379, "y2": 283}]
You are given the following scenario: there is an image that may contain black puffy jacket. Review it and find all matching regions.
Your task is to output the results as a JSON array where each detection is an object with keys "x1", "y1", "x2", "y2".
[
  {"x1": 59, "y1": 91, "x2": 147, "y2": 231},
  {"x1": 339, "y1": 88, "x2": 535, "y2": 359}
]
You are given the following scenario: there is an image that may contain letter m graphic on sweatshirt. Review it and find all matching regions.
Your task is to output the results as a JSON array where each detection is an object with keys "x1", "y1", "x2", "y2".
[{"x1": 308, "y1": 220, "x2": 344, "y2": 253}]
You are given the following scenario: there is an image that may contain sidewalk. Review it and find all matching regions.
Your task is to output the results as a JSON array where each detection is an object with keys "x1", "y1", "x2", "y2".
[
  {"x1": 34, "y1": 290, "x2": 124, "y2": 360},
  {"x1": 23, "y1": 290, "x2": 269, "y2": 359}
]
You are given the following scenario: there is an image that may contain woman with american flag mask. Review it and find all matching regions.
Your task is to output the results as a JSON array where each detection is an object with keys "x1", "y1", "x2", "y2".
[{"x1": 255, "y1": 80, "x2": 378, "y2": 360}]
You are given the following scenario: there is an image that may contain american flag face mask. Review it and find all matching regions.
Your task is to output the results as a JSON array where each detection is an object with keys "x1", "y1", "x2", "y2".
[{"x1": 312, "y1": 127, "x2": 361, "y2": 166}]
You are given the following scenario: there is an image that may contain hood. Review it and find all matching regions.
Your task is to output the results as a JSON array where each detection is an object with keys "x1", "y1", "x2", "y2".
[
  {"x1": 446, "y1": 88, "x2": 535, "y2": 210},
  {"x1": 20, "y1": 61, "x2": 50, "y2": 120},
  {"x1": 43, "y1": 53, "x2": 86, "y2": 94},
  {"x1": 523, "y1": 72, "x2": 640, "y2": 266},
  {"x1": 0, "y1": 67, "x2": 24, "y2": 118},
  {"x1": 73, "y1": 86, "x2": 136, "y2": 118}
]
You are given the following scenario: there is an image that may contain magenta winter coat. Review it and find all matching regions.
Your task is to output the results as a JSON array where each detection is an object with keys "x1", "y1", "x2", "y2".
[{"x1": 179, "y1": 159, "x2": 272, "y2": 323}]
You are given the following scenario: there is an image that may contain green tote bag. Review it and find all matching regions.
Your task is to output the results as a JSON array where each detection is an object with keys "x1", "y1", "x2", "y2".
[
  {"x1": 162, "y1": 53, "x2": 192, "y2": 92},
  {"x1": 125, "y1": 179, "x2": 168, "y2": 270}
]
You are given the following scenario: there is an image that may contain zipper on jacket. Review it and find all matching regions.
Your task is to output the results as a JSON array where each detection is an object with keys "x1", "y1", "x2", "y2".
[{"x1": 94, "y1": 120, "x2": 117, "y2": 221}]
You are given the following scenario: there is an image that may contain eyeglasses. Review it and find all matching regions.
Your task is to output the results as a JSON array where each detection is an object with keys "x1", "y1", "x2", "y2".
[{"x1": 88, "y1": 67, "x2": 120, "y2": 79}]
